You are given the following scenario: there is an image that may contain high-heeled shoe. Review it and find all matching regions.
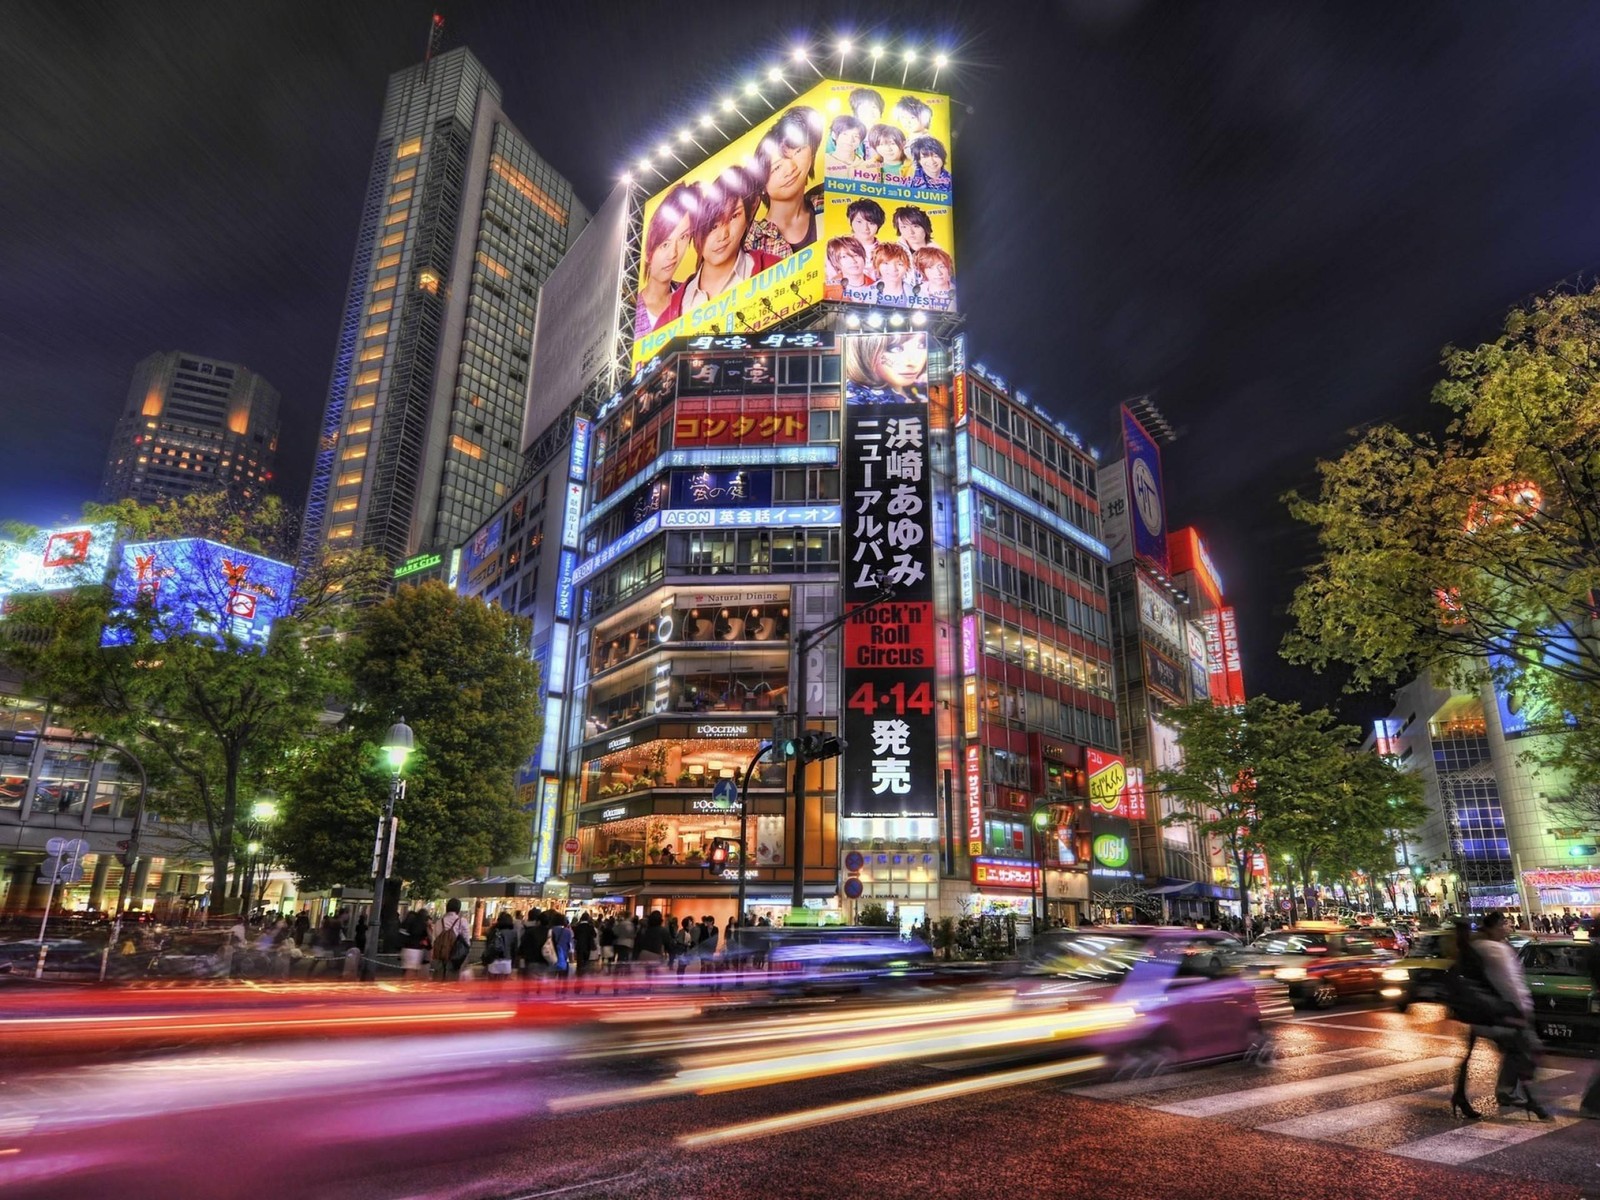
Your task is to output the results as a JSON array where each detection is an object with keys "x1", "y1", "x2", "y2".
[
  {"x1": 1496, "y1": 1091, "x2": 1552, "y2": 1120},
  {"x1": 1450, "y1": 1093, "x2": 1482, "y2": 1120}
]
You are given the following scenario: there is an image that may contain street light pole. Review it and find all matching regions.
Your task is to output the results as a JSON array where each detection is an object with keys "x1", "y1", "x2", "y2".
[
  {"x1": 736, "y1": 738, "x2": 778, "y2": 932},
  {"x1": 364, "y1": 720, "x2": 414, "y2": 982},
  {"x1": 788, "y1": 576, "x2": 899, "y2": 912}
]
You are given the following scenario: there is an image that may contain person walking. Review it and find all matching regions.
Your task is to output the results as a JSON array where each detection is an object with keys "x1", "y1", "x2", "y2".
[
  {"x1": 1475, "y1": 910, "x2": 1550, "y2": 1118},
  {"x1": 614, "y1": 912, "x2": 637, "y2": 969},
  {"x1": 399, "y1": 905, "x2": 432, "y2": 978},
  {"x1": 635, "y1": 910, "x2": 671, "y2": 987}
]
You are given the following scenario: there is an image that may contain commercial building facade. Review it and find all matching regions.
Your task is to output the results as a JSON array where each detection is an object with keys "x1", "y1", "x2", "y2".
[
  {"x1": 100, "y1": 351, "x2": 280, "y2": 506},
  {"x1": 1374, "y1": 666, "x2": 1590, "y2": 920},
  {"x1": 300, "y1": 47, "x2": 587, "y2": 570}
]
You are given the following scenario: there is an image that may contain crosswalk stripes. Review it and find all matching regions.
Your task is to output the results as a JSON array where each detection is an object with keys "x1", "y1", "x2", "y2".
[
  {"x1": 1066, "y1": 1046, "x2": 1596, "y2": 1170},
  {"x1": 1155, "y1": 1055, "x2": 1462, "y2": 1117},
  {"x1": 1257, "y1": 1068, "x2": 1572, "y2": 1143}
]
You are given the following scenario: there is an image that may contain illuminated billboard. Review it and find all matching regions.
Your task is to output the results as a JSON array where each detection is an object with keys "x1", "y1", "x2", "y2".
[
  {"x1": 1168, "y1": 526, "x2": 1224, "y2": 608},
  {"x1": 632, "y1": 79, "x2": 955, "y2": 366},
  {"x1": 103, "y1": 539, "x2": 295, "y2": 650},
  {"x1": 0, "y1": 523, "x2": 115, "y2": 603},
  {"x1": 1122, "y1": 407, "x2": 1169, "y2": 574},
  {"x1": 839, "y1": 333, "x2": 936, "y2": 820}
]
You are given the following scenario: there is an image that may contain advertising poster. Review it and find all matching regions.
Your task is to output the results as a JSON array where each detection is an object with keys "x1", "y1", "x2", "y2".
[
  {"x1": 1143, "y1": 644, "x2": 1187, "y2": 704},
  {"x1": 1097, "y1": 460, "x2": 1132, "y2": 564},
  {"x1": 840, "y1": 333, "x2": 936, "y2": 820},
  {"x1": 1136, "y1": 573, "x2": 1184, "y2": 646},
  {"x1": 1090, "y1": 814, "x2": 1135, "y2": 879},
  {"x1": 103, "y1": 538, "x2": 295, "y2": 651},
  {"x1": 1086, "y1": 748, "x2": 1128, "y2": 817},
  {"x1": 1201, "y1": 611, "x2": 1233, "y2": 706},
  {"x1": 0, "y1": 522, "x2": 115, "y2": 604},
  {"x1": 1168, "y1": 526, "x2": 1224, "y2": 608},
  {"x1": 461, "y1": 516, "x2": 505, "y2": 589},
  {"x1": 1121, "y1": 406, "x2": 1169, "y2": 574},
  {"x1": 633, "y1": 79, "x2": 955, "y2": 366},
  {"x1": 1489, "y1": 627, "x2": 1581, "y2": 738}
]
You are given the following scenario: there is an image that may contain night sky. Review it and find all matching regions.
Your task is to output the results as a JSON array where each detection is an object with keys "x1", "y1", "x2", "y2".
[{"x1": 6, "y1": 1, "x2": 1600, "y2": 719}]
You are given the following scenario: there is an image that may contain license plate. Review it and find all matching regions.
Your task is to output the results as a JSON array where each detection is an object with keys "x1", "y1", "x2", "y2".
[{"x1": 1541, "y1": 1023, "x2": 1572, "y2": 1039}]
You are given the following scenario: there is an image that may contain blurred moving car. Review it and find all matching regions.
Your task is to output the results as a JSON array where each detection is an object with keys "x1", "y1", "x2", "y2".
[
  {"x1": 1016, "y1": 927, "x2": 1268, "y2": 1076},
  {"x1": 1238, "y1": 924, "x2": 1393, "y2": 1009},
  {"x1": 0, "y1": 937, "x2": 104, "y2": 980},
  {"x1": 1518, "y1": 938, "x2": 1600, "y2": 1051},
  {"x1": 763, "y1": 926, "x2": 936, "y2": 994},
  {"x1": 1386, "y1": 925, "x2": 1456, "y2": 1011}
]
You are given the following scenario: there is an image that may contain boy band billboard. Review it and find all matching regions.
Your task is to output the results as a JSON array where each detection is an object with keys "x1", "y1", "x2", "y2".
[{"x1": 633, "y1": 79, "x2": 955, "y2": 367}]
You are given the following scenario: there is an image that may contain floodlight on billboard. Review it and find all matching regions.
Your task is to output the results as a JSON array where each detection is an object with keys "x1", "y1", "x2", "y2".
[{"x1": 632, "y1": 79, "x2": 955, "y2": 367}]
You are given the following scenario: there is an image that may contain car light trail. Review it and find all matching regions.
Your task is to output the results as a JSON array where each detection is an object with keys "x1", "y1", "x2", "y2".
[
  {"x1": 676, "y1": 1055, "x2": 1107, "y2": 1148},
  {"x1": 551, "y1": 1003, "x2": 1135, "y2": 1110}
]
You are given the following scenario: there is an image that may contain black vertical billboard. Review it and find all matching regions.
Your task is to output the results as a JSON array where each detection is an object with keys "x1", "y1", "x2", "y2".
[{"x1": 840, "y1": 334, "x2": 938, "y2": 819}]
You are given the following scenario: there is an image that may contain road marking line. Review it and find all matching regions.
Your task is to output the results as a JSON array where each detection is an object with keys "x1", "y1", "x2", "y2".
[
  {"x1": 1070, "y1": 1046, "x2": 1388, "y2": 1101},
  {"x1": 1266, "y1": 1003, "x2": 1387, "y2": 1023},
  {"x1": 1255, "y1": 1069, "x2": 1574, "y2": 1140},
  {"x1": 1391, "y1": 1114, "x2": 1581, "y2": 1165},
  {"x1": 1156, "y1": 1055, "x2": 1459, "y2": 1117}
]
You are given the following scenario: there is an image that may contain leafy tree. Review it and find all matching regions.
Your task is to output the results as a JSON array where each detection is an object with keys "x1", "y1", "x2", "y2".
[
  {"x1": 1156, "y1": 697, "x2": 1424, "y2": 928},
  {"x1": 1284, "y1": 284, "x2": 1600, "y2": 777},
  {"x1": 0, "y1": 493, "x2": 389, "y2": 917},
  {"x1": 1545, "y1": 780, "x2": 1600, "y2": 834},
  {"x1": 274, "y1": 582, "x2": 542, "y2": 899}
]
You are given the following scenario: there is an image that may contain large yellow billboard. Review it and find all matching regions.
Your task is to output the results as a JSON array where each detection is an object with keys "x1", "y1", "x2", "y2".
[{"x1": 632, "y1": 79, "x2": 954, "y2": 366}]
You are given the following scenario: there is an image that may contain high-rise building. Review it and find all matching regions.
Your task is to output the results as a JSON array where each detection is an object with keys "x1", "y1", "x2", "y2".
[
  {"x1": 100, "y1": 351, "x2": 280, "y2": 505},
  {"x1": 300, "y1": 47, "x2": 587, "y2": 569}
]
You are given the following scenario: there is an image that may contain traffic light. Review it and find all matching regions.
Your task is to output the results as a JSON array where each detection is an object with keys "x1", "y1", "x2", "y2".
[
  {"x1": 706, "y1": 838, "x2": 730, "y2": 876},
  {"x1": 778, "y1": 732, "x2": 845, "y2": 763}
]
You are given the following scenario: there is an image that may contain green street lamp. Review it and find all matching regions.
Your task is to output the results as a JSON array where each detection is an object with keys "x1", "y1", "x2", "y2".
[
  {"x1": 365, "y1": 719, "x2": 415, "y2": 980},
  {"x1": 1031, "y1": 804, "x2": 1053, "y2": 929}
]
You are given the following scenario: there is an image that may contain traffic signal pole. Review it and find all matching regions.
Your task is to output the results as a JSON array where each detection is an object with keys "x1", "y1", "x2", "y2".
[{"x1": 788, "y1": 577, "x2": 899, "y2": 912}]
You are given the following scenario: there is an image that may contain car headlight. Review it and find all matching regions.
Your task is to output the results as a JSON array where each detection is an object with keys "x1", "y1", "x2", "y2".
[
  {"x1": 1382, "y1": 967, "x2": 1409, "y2": 982},
  {"x1": 1275, "y1": 966, "x2": 1308, "y2": 981}
]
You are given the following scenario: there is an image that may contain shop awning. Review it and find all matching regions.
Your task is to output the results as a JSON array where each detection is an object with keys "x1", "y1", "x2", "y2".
[{"x1": 1145, "y1": 881, "x2": 1202, "y2": 896}]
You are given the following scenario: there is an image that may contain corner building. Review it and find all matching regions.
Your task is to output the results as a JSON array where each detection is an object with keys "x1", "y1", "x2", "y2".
[{"x1": 551, "y1": 332, "x2": 1117, "y2": 927}]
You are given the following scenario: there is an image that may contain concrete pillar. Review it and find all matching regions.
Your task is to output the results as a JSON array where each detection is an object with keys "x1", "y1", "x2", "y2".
[
  {"x1": 130, "y1": 858, "x2": 154, "y2": 911},
  {"x1": 87, "y1": 855, "x2": 112, "y2": 912}
]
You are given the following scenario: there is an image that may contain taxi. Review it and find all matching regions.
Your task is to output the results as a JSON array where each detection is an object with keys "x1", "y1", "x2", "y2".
[{"x1": 1385, "y1": 925, "x2": 1456, "y2": 1011}]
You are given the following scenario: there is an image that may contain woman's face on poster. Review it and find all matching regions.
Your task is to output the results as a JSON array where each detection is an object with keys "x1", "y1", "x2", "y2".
[
  {"x1": 878, "y1": 255, "x2": 907, "y2": 290},
  {"x1": 878, "y1": 338, "x2": 926, "y2": 389},
  {"x1": 835, "y1": 126, "x2": 863, "y2": 158},
  {"x1": 851, "y1": 211, "x2": 880, "y2": 242},
  {"x1": 922, "y1": 260, "x2": 951, "y2": 292}
]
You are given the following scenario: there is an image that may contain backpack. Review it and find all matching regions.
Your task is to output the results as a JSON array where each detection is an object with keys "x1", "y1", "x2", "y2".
[{"x1": 437, "y1": 923, "x2": 470, "y2": 970}]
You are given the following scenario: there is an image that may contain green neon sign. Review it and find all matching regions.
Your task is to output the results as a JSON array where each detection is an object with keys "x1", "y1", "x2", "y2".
[
  {"x1": 393, "y1": 552, "x2": 443, "y2": 579},
  {"x1": 1093, "y1": 834, "x2": 1130, "y2": 869}
]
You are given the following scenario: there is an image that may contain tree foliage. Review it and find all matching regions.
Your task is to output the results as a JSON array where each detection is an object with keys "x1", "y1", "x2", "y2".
[
  {"x1": 274, "y1": 582, "x2": 542, "y2": 898},
  {"x1": 0, "y1": 492, "x2": 388, "y2": 916},
  {"x1": 1283, "y1": 284, "x2": 1600, "y2": 778},
  {"x1": 1156, "y1": 697, "x2": 1425, "y2": 926}
]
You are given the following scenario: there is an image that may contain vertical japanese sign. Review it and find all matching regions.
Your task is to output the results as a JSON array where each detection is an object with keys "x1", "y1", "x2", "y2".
[
  {"x1": 965, "y1": 743, "x2": 983, "y2": 855},
  {"x1": 1219, "y1": 606, "x2": 1246, "y2": 703},
  {"x1": 840, "y1": 333, "x2": 937, "y2": 820}
]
